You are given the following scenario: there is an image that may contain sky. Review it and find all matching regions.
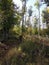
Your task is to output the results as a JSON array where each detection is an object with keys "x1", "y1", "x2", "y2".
[
  {"x1": 13, "y1": 0, "x2": 36, "y2": 12},
  {"x1": 13, "y1": 0, "x2": 46, "y2": 9},
  {"x1": 13, "y1": 0, "x2": 46, "y2": 15},
  {"x1": 13, "y1": 0, "x2": 47, "y2": 28}
]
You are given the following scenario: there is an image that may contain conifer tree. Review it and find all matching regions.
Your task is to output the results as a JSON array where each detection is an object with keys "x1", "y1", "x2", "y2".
[{"x1": 0, "y1": 0, "x2": 16, "y2": 41}]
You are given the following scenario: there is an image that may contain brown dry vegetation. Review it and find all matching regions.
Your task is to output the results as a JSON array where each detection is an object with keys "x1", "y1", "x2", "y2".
[{"x1": 0, "y1": 35, "x2": 49, "y2": 65}]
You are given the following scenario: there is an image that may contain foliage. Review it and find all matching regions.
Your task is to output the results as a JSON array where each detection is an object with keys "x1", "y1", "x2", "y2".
[
  {"x1": 42, "y1": 9, "x2": 49, "y2": 28},
  {"x1": 2, "y1": 40, "x2": 38, "y2": 65},
  {"x1": 44, "y1": 0, "x2": 49, "y2": 6},
  {"x1": 0, "y1": 0, "x2": 49, "y2": 65},
  {"x1": 1, "y1": 35, "x2": 49, "y2": 65},
  {"x1": 32, "y1": 28, "x2": 38, "y2": 35},
  {"x1": 34, "y1": 0, "x2": 39, "y2": 9},
  {"x1": 39, "y1": 28, "x2": 49, "y2": 36},
  {"x1": 0, "y1": 0, "x2": 15, "y2": 29},
  {"x1": 9, "y1": 26, "x2": 21, "y2": 37},
  {"x1": 0, "y1": 0, "x2": 21, "y2": 41},
  {"x1": 25, "y1": 27, "x2": 33, "y2": 35},
  {"x1": 44, "y1": 28, "x2": 49, "y2": 36}
]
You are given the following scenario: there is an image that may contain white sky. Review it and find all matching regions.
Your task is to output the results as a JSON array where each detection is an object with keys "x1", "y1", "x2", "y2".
[
  {"x1": 13, "y1": 0, "x2": 37, "y2": 10},
  {"x1": 13, "y1": 0, "x2": 46, "y2": 9},
  {"x1": 13, "y1": 0, "x2": 22, "y2": 9},
  {"x1": 13, "y1": 0, "x2": 47, "y2": 28},
  {"x1": 13, "y1": 0, "x2": 46, "y2": 16}
]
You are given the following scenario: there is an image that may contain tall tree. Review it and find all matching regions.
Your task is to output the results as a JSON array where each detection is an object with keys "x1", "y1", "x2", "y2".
[
  {"x1": 0, "y1": 0, "x2": 17, "y2": 41},
  {"x1": 28, "y1": 6, "x2": 32, "y2": 27},
  {"x1": 33, "y1": 16, "x2": 38, "y2": 35},
  {"x1": 42, "y1": 9, "x2": 49, "y2": 28},
  {"x1": 35, "y1": 0, "x2": 40, "y2": 35},
  {"x1": 20, "y1": 0, "x2": 28, "y2": 40},
  {"x1": 33, "y1": 16, "x2": 38, "y2": 29}
]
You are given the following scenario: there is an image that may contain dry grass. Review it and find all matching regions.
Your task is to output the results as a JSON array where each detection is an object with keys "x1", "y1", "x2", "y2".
[{"x1": 0, "y1": 35, "x2": 49, "y2": 65}]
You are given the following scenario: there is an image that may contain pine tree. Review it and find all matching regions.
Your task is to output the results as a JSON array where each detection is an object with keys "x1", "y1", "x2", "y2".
[{"x1": 0, "y1": 0, "x2": 16, "y2": 41}]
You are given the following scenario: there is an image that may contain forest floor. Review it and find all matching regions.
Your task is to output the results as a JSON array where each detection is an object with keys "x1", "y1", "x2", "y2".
[{"x1": 0, "y1": 35, "x2": 49, "y2": 65}]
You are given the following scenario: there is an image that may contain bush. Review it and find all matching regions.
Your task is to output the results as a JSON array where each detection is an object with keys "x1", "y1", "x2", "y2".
[{"x1": 1, "y1": 37, "x2": 49, "y2": 65}]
